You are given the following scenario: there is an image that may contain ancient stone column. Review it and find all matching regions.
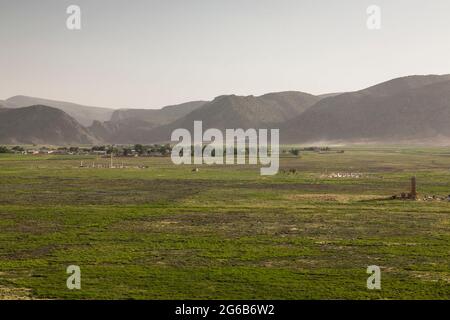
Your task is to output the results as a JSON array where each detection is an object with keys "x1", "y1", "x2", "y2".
[{"x1": 410, "y1": 176, "x2": 417, "y2": 200}]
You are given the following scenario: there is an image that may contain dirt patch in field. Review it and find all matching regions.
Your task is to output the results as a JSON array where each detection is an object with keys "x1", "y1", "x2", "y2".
[
  {"x1": 410, "y1": 271, "x2": 450, "y2": 283},
  {"x1": 3, "y1": 245, "x2": 60, "y2": 260},
  {"x1": 0, "y1": 285, "x2": 33, "y2": 300},
  {"x1": 0, "y1": 217, "x2": 61, "y2": 235},
  {"x1": 112, "y1": 212, "x2": 255, "y2": 233},
  {"x1": 283, "y1": 194, "x2": 381, "y2": 203}
]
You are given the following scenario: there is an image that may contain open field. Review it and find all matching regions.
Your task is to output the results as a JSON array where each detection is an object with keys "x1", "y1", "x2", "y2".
[{"x1": 0, "y1": 147, "x2": 449, "y2": 299}]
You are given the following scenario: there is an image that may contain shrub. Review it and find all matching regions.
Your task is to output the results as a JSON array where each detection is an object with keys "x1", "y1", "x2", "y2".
[{"x1": 0, "y1": 146, "x2": 10, "y2": 153}]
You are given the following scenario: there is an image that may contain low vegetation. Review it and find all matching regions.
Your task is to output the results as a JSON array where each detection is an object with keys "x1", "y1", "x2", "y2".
[{"x1": 0, "y1": 146, "x2": 449, "y2": 299}]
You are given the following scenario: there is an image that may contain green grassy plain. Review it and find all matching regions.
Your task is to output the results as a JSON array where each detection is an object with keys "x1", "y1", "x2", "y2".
[{"x1": 0, "y1": 147, "x2": 449, "y2": 299}]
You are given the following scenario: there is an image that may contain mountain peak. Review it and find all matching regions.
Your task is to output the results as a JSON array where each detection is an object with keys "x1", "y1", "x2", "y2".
[
  {"x1": 359, "y1": 74, "x2": 450, "y2": 97},
  {"x1": 282, "y1": 74, "x2": 450, "y2": 144},
  {"x1": 0, "y1": 105, "x2": 98, "y2": 145},
  {"x1": 2, "y1": 95, "x2": 114, "y2": 126}
]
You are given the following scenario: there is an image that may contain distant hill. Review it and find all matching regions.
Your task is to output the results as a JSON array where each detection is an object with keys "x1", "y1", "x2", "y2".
[
  {"x1": 3, "y1": 74, "x2": 450, "y2": 145},
  {"x1": 0, "y1": 105, "x2": 97, "y2": 145},
  {"x1": 177, "y1": 91, "x2": 319, "y2": 128},
  {"x1": 281, "y1": 74, "x2": 450, "y2": 144},
  {"x1": 3, "y1": 95, "x2": 114, "y2": 126},
  {"x1": 140, "y1": 91, "x2": 321, "y2": 143},
  {"x1": 89, "y1": 118, "x2": 162, "y2": 144},
  {"x1": 110, "y1": 101, "x2": 207, "y2": 125},
  {"x1": 89, "y1": 101, "x2": 208, "y2": 143}
]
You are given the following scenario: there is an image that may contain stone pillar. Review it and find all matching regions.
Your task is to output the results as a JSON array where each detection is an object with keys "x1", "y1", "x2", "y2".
[{"x1": 410, "y1": 176, "x2": 417, "y2": 200}]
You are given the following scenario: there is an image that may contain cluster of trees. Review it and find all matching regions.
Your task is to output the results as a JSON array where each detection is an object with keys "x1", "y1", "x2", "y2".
[
  {"x1": 288, "y1": 148, "x2": 301, "y2": 156},
  {"x1": 0, "y1": 146, "x2": 25, "y2": 153},
  {"x1": 132, "y1": 144, "x2": 172, "y2": 156},
  {"x1": 0, "y1": 144, "x2": 173, "y2": 156},
  {"x1": 302, "y1": 146, "x2": 331, "y2": 152},
  {"x1": 91, "y1": 144, "x2": 172, "y2": 156},
  {"x1": 283, "y1": 147, "x2": 335, "y2": 156},
  {"x1": 177, "y1": 146, "x2": 277, "y2": 157},
  {"x1": 1, "y1": 144, "x2": 316, "y2": 157},
  {"x1": 57, "y1": 146, "x2": 84, "y2": 153}
]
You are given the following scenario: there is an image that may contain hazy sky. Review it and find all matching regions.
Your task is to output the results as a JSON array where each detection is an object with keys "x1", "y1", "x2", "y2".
[{"x1": 1, "y1": 0, "x2": 450, "y2": 109}]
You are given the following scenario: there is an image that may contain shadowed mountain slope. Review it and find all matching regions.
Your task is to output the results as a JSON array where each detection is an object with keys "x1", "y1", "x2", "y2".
[{"x1": 0, "y1": 105, "x2": 98, "y2": 145}]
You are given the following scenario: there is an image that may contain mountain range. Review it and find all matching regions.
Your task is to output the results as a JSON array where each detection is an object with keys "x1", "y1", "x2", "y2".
[
  {"x1": 1, "y1": 74, "x2": 450, "y2": 145},
  {"x1": 281, "y1": 74, "x2": 450, "y2": 144},
  {"x1": 0, "y1": 105, "x2": 96, "y2": 145},
  {"x1": 1, "y1": 95, "x2": 114, "y2": 126}
]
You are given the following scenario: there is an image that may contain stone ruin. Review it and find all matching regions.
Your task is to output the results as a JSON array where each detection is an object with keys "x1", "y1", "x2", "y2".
[
  {"x1": 392, "y1": 176, "x2": 418, "y2": 200},
  {"x1": 392, "y1": 176, "x2": 450, "y2": 201}
]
